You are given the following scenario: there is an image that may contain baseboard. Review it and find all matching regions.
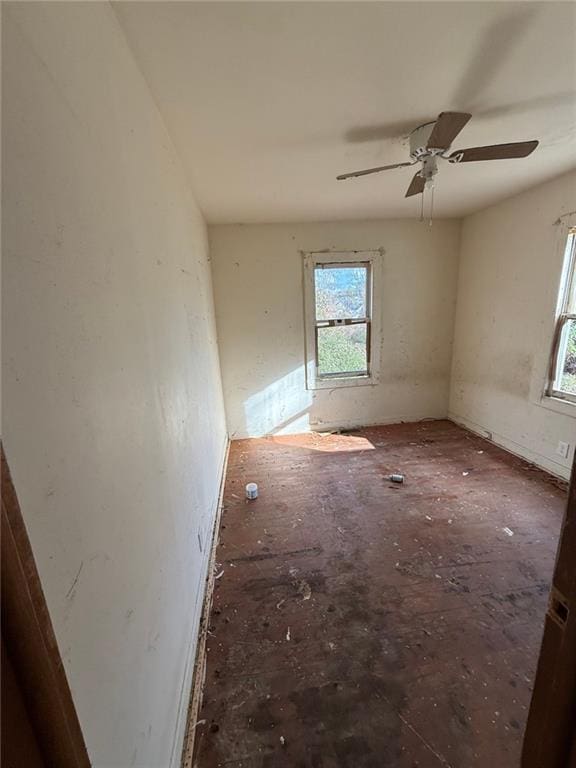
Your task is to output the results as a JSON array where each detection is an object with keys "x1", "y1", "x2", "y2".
[
  {"x1": 448, "y1": 411, "x2": 571, "y2": 481},
  {"x1": 170, "y1": 438, "x2": 230, "y2": 768},
  {"x1": 178, "y1": 437, "x2": 231, "y2": 768}
]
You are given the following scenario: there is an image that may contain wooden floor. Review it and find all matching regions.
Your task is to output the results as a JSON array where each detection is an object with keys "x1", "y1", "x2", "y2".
[{"x1": 193, "y1": 420, "x2": 566, "y2": 768}]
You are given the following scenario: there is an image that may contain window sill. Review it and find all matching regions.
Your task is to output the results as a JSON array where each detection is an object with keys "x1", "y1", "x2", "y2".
[
  {"x1": 536, "y1": 393, "x2": 576, "y2": 418},
  {"x1": 306, "y1": 373, "x2": 378, "y2": 391}
]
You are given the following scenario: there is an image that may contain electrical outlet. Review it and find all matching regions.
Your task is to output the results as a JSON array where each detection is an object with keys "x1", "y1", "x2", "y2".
[{"x1": 556, "y1": 441, "x2": 570, "y2": 459}]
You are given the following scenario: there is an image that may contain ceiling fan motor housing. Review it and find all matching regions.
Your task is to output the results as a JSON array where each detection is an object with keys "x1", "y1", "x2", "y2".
[
  {"x1": 409, "y1": 121, "x2": 445, "y2": 159},
  {"x1": 409, "y1": 122, "x2": 443, "y2": 183}
]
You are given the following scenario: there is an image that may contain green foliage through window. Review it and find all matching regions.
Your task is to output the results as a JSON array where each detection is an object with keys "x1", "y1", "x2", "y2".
[{"x1": 318, "y1": 325, "x2": 367, "y2": 375}]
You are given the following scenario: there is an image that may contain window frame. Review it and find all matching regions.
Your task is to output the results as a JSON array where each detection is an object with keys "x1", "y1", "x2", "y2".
[
  {"x1": 547, "y1": 226, "x2": 576, "y2": 404},
  {"x1": 303, "y1": 250, "x2": 382, "y2": 390}
]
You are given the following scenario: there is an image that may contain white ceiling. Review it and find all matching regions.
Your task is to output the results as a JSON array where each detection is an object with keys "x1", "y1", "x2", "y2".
[{"x1": 115, "y1": 1, "x2": 576, "y2": 223}]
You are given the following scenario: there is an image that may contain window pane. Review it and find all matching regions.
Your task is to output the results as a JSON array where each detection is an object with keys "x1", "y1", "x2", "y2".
[
  {"x1": 557, "y1": 318, "x2": 576, "y2": 394},
  {"x1": 315, "y1": 266, "x2": 367, "y2": 320},
  {"x1": 317, "y1": 324, "x2": 367, "y2": 376},
  {"x1": 565, "y1": 233, "x2": 576, "y2": 313}
]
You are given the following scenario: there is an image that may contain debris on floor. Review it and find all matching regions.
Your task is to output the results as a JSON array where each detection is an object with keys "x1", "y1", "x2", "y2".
[
  {"x1": 296, "y1": 579, "x2": 312, "y2": 600},
  {"x1": 245, "y1": 482, "x2": 258, "y2": 499}
]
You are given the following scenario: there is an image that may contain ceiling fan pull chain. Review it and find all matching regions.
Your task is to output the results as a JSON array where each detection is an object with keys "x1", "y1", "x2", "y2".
[
  {"x1": 429, "y1": 184, "x2": 435, "y2": 227},
  {"x1": 420, "y1": 188, "x2": 424, "y2": 222}
]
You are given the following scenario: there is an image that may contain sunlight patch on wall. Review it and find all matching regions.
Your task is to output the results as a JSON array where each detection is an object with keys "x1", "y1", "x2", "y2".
[{"x1": 243, "y1": 366, "x2": 312, "y2": 437}]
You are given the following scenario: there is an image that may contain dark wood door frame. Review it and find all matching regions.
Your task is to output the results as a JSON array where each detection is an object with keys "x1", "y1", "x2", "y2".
[
  {"x1": 1, "y1": 447, "x2": 91, "y2": 767},
  {"x1": 522, "y1": 451, "x2": 576, "y2": 768}
]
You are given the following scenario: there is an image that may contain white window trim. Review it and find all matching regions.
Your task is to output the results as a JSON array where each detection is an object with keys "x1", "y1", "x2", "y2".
[
  {"x1": 303, "y1": 250, "x2": 383, "y2": 391},
  {"x1": 545, "y1": 219, "x2": 576, "y2": 406}
]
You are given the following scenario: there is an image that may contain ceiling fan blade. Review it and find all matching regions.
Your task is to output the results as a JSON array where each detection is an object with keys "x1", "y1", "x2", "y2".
[
  {"x1": 449, "y1": 140, "x2": 538, "y2": 163},
  {"x1": 336, "y1": 161, "x2": 414, "y2": 181},
  {"x1": 427, "y1": 112, "x2": 472, "y2": 150},
  {"x1": 405, "y1": 172, "x2": 425, "y2": 198}
]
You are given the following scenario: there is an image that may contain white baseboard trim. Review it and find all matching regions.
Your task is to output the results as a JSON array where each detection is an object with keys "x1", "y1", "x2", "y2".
[
  {"x1": 170, "y1": 438, "x2": 230, "y2": 768},
  {"x1": 448, "y1": 411, "x2": 570, "y2": 481}
]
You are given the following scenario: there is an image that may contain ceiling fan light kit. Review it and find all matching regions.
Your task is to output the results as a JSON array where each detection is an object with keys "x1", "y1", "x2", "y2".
[{"x1": 336, "y1": 111, "x2": 539, "y2": 222}]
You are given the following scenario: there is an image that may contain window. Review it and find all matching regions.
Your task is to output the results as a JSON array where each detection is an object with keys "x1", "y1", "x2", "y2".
[
  {"x1": 548, "y1": 228, "x2": 576, "y2": 403},
  {"x1": 303, "y1": 251, "x2": 382, "y2": 390}
]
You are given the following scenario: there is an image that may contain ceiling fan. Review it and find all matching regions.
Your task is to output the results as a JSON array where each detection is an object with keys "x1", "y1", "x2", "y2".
[{"x1": 336, "y1": 111, "x2": 539, "y2": 201}]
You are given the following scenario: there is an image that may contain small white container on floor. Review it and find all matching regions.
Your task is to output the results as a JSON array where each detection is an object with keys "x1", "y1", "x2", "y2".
[{"x1": 245, "y1": 482, "x2": 258, "y2": 500}]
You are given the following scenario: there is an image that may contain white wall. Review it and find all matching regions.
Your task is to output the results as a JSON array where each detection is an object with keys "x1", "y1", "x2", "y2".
[
  {"x1": 210, "y1": 220, "x2": 461, "y2": 438},
  {"x1": 2, "y1": 4, "x2": 227, "y2": 766},
  {"x1": 449, "y1": 170, "x2": 576, "y2": 479}
]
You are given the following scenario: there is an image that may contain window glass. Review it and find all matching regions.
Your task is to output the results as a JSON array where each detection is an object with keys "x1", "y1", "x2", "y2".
[
  {"x1": 550, "y1": 230, "x2": 576, "y2": 401},
  {"x1": 317, "y1": 324, "x2": 368, "y2": 376},
  {"x1": 564, "y1": 234, "x2": 576, "y2": 313},
  {"x1": 305, "y1": 252, "x2": 378, "y2": 390},
  {"x1": 556, "y1": 318, "x2": 576, "y2": 395},
  {"x1": 315, "y1": 266, "x2": 367, "y2": 321}
]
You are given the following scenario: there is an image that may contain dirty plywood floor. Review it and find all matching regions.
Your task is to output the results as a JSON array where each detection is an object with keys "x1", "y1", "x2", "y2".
[{"x1": 192, "y1": 420, "x2": 566, "y2": 768}]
